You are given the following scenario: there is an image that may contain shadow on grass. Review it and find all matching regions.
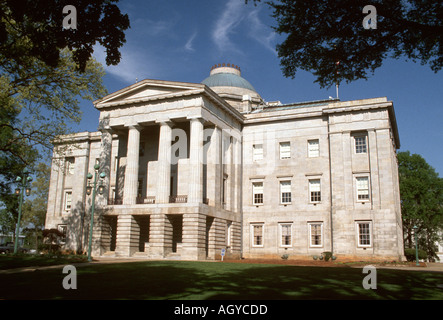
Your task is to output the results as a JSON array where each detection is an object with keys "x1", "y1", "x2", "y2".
[
  {"x1": 0, "y1": 254, "x2": 87, "y2": 270},
  {"x1": 1, "y1": 261, "x2": 442, "y2": 300}
]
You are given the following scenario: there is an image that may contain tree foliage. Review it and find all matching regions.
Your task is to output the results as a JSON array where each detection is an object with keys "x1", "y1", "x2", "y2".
[
  {"x1": 0, "y1": 48, "x2": 107, "y2": 162},
  {"x1": 0, "y1": 0, "x2": 130, "y2": 71},
  {"x1": 0, "y1": 46, "x2": 106, "y2": 218},
  {"x1": 247, "y1": 0, "x2": 443, "y2": 87},
  {"x1": 22, "y1": 162, "x2": 50, "y2": 230},
  {"x1": 0, "y1": 1, "x2": 125, "y2": 233},
  {"x1": 398, "y1": 151, "x2": 443, "y2": 261}
]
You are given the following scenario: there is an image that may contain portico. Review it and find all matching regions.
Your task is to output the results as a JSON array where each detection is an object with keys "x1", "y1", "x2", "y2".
[{"x1": 90, "y1": 79, "x2": 243, "y2": 260}]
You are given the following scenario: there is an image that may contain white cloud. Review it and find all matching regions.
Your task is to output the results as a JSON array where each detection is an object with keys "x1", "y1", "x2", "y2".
[
  {"x1": 212, "y1": 0, "x2": 246, "y2": 53},
  {"x1": 132, "y1": 17, "x2": 177, "y2": 37},
  {"x1": 246, "y1": 9, "x2": 277, "y2": 55},
  {"x1": 185, "y1": 31, "x2": 197, "y2": 52},
  {"x1": 93, "y1": 45, "x2": 158, "y2": 84},
  {"x1": 212, "y1": 0, "x2": 277, "y2": 55}
]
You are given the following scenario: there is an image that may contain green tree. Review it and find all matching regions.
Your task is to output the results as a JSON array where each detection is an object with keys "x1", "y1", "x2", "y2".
[
  {"x1": 0, "y1": 207, "x2": 15, "y2": 240},
  {"x1": 0, "y1": 47, "x2": 107, "y2": 229},
  {"x1": 398, "y1": 151, "x2": 443, "y2": 261},
  {"x1": 0, "y1": 0, "x2": 130, "y2": 163},
  {"x1": 0, "y1": 0, "x2": 129, "y2": 243},
  {"x1": 21, "y1": 162, "x2": 51, "y2": 249},
  {"x1": 0, "y1": 0, "x2": 130, "y2": 71},
  {"x1": 0, "y1": 7, "x2": 112, "y2": 235},
  {"x1": 0, "y1": 129, "x2": 37, "y2": 241},
  {"x1": 0, "y1": 47, "x2": 107, "y2": 161},
  {"x1": 247, "y1": 0, "x2": 443, "y2": 87}
]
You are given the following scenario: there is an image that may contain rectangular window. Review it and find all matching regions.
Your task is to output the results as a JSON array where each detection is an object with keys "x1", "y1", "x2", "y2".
[
  {"x1": 355, "y1": 136, "x2": 367, "y2": 154},
  {"x1": 309, "y1": 179, "x2": 321, "y2": 203},
  {"x1": 252, "y1": 224, "x2": 264, "y2": 247},
  {"x1": 357, "y1": 222, "x2": 372, "y2": 247},
  {"x1": 279, "y1": 141, "x2": 291, "y2": 159},
  {"x1": 280, "y1": 224, "x2": 292, "y2": 247},
  {"x1": 309, "y1": 223, "x2": 323, "y2": 247},
  {"x1": 252, "y1": 144, "x2": 263, "y2": 161},
  {"x1": 356, "y1": 176, "x2": 370, "y2": 201},
  {"x1": 64, "y1": 191, "x2": 72, "y2": 212},
  {"x1": 280, "y1": 180, "x2": 292, "y2": 204},
  {"x1": 252, "y1": 182, "x2": 264, "y2": 205},
  {"x1": 308, "y1": 139, "x2": 319, "y2": 157}
]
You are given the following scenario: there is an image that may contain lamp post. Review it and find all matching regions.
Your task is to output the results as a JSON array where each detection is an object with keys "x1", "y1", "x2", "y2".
[
  {"x1": 86, "y1": 163, "x2": 106, "y2": 262},
  {"x1": 14, "y1": 168, "x2": 32, "y2": 254},
  {"x1": 413, "y1": 225, "x2": 419, "y2": 266}
]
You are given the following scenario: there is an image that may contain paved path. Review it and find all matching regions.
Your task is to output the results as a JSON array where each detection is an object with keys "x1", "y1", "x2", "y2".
[{"x1": 374, "y1": 262, "x2": 443, "y2": 273}]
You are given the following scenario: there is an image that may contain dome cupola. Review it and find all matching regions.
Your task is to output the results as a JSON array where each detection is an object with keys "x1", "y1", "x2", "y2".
[{"x1": 201, "y1": 63, "x2": 261, "y2": 99}]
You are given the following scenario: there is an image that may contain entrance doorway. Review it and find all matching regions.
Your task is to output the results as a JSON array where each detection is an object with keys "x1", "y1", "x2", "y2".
[
  {"x1": 134, "y1": 215, "x2": 150, "y2": 252},
  {"x1": 103, "y1": 216, "x2": 117, "y2": 252},
  {"x1": 167, "y1": 215, "x2": 183, "y2": 253},
  {"x1": 206, "y1": 216, "x2": 214, "y2": 257}
]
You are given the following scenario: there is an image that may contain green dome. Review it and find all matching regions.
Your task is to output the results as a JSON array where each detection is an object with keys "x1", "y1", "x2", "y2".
[{"x1": 202, "y1": 72, "x2": 257, "y2": 92}]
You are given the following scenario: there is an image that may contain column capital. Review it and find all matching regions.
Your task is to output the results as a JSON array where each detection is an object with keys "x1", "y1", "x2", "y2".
[
  {"x1": 98, "y1": 124, "x2": 114, "y2": 134},
  {"x1": 126, "y1": 123, "x2": 142, "y2": 131},
  {"x1": 187, "y1": 116, "x2": 205, "y2": 124},
  {"x1": 155, "y1": 118, "x2": 174, "y2": 127}
]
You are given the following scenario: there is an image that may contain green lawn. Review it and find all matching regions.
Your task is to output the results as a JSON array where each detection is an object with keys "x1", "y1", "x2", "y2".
[{"x1": 1, "y1": 259, "x2": 442, "y2": 300}]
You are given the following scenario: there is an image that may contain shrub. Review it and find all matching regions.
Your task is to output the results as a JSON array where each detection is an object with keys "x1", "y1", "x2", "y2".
[
  {"x1": 404, "y1": 248, "x2": 427, "y2": 262},
  {"x1": 38, "y1": 243, "x2": 61, "y2": 255},
  {"x1": 322, "y1": 252, "x2": 333, "y2": 261},
  {"x1": 281, "y1": 254, "x2": 289, "y2": 260}
]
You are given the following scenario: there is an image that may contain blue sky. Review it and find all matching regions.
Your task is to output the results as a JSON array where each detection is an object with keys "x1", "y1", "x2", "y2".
[{"x1": 77, "y1": 0, "x2": 442, "y2": 176}]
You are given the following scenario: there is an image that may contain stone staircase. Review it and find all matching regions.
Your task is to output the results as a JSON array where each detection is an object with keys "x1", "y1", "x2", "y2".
[{"x1": 164, "y1": 252, "x2": 181, "y2": 260}]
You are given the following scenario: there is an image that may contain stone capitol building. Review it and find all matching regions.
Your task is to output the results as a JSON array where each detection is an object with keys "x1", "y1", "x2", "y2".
[{"x1": 45, "y1": 64, "x2": 404, "y2": 261}]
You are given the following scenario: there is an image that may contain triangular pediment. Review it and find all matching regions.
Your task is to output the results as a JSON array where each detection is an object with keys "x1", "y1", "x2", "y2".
[{"x1": 94, "y1": 79, "x2": 205, "y2": 109}]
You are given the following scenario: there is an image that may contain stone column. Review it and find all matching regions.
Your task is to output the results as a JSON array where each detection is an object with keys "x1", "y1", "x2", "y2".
[
  {"x1": 156, "y1": 120, "x2": 173, "y2": 203},
  {"x1": 230, "y1": 221, "x2": 242, "y2": 259},
  {"x1": 115, "y1": 214, "x2": 140, "y2": 257},
  {"x1": 182, "y1": 213, "x2": 207, "y2": 260},
  {"x1": 98, "y1": 127, "x2": 113, "y2": 206},
  {"x1": 206, "y1": 126, "x2": 222, "y2": 207},
  {"x1": 123, "y1": 125, "x2": 141, "y2": 205},
  {"x1": 234, "y1": 136, "x2": 242, "y2": 213},
  {"x1": 188, "y1": 117, "x2": 204, "y2": 203},
  {"x1": 147, "y1": 214, "x2": 174, "y2": 258}
]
